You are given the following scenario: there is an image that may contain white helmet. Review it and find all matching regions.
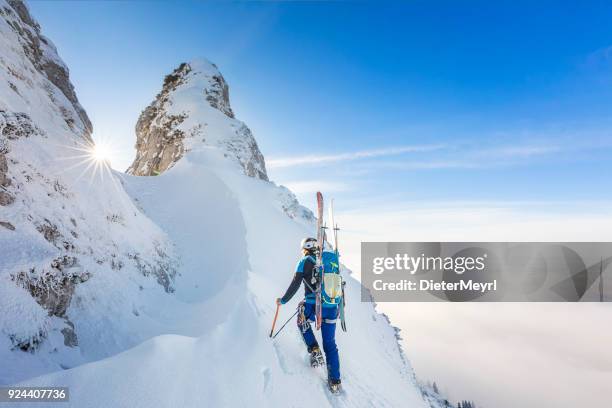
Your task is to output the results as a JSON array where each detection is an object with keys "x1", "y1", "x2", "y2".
[{"x1": 301, "y1": 237, "x2": 317, "y2": 251}]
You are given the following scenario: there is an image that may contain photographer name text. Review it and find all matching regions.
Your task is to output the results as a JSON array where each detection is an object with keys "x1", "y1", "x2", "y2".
[{"x1": 372, "y1": 279, "x2": 498, "y2": 293}]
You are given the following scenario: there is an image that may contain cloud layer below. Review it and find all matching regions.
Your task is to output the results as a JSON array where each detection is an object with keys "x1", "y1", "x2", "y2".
[{"x1": 336, "y1": 201, "x2": 612, "y2": 408}]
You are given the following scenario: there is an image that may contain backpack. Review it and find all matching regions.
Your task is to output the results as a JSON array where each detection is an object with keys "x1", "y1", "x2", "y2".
[{"x1": 321, "y1": 250, "x2": 343, "y2": 305}]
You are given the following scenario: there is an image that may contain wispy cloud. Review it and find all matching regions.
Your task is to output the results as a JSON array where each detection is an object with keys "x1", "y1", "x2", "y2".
[
  {"x1": 267, "y1": 144, "x2": 447, "y2": 169},
  {"x1": 428, "y1": 144, "x2": 560, "y2": 168},
  {"x1": 282, "y1": 180, "x2": 349, "y2": 194},
  {"x1": 351, "y1": 144, "x2": 562, "y2": 172},
  {"x1": 477, "y1": 145, "x2": 561, "y2": 158},
  {"x1": 585, "y1": 44, "x2": 612, "y2": 67},
  {"x1": 267, "y1": 142, "x2": 565, "y2": 171},
  {"x1": 383, "y1": 160, "x2": 482, "y2": 170}
]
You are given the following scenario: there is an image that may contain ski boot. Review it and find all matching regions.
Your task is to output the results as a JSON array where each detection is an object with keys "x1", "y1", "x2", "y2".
[
  {"x1": 309, "y1": 346, "x2": 324, "y2": 368},
  {"x1": 328, "y1": 378, "x2": 342, "y2": 394}
]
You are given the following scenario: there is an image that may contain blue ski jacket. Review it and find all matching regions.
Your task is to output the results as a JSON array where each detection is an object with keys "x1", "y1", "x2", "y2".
[{"x1": 280, "y1": 254, "x2": 334, "y2": 306}]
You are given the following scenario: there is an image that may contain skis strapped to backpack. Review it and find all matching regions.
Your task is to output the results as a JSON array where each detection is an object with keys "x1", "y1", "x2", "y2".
[
  {"x1": 329, "y1": 199, "x2": 346, "y2": 332},
  {"x1": 315, "y1": 192, "x2": 324, "y2": 330},
  {"x1": 314, "y1": 193, "x2": 347, "y2": 332},
  {"x1": 339, "y1": 280, "x2": 346, "y2": 332}
]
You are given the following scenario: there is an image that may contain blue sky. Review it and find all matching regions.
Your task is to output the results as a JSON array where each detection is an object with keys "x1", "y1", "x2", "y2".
[{"x1": 29, "y1": 1, "x2": 612, "y2": 211}]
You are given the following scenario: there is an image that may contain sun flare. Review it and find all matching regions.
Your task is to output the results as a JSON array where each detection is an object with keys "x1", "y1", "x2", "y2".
[
  {"x1": 58, "y1": 135, "x2": 123, "y2": 186},
  {"x1": 91, "y1": 143, "x2": 111, "y2": 163}
]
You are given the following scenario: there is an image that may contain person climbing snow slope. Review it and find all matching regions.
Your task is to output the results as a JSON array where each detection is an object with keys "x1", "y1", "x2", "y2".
[{"x1": 276, "y1": 237, "x2": 342, "y2": 393}]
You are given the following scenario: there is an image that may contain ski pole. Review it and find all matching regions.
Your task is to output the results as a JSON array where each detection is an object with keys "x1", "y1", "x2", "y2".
[
  {"x1": 272, "y1": 309, "x2": 299, "y2": 339},
  {"x1": 269, "y1": 303, "x2": 280, "y2": 338}
]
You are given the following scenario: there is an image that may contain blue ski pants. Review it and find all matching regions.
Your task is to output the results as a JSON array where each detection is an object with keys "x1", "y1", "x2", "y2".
[{"x1": 298, "y1": 302, "x2": 340, "y2": 381}]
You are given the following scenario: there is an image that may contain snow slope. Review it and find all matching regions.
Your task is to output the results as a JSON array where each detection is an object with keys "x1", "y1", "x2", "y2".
[
  {"x1": 0, "y1": 0, "x2": 177, "y2": 382},
  {"x1": 18, "y1": 149, "x2": 432, "y2": 408},
  {"x1": 1, "y1": 2, "x2": 445, "y2": 407}
]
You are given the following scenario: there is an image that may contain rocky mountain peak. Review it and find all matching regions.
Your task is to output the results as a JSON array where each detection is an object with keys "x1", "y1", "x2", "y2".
[
  {"x1": 127, "y1": 59, "x2": 268, "y2": 180},
  {"x1": 2, "y1": 0, "x2": 92, "y2": 140}
]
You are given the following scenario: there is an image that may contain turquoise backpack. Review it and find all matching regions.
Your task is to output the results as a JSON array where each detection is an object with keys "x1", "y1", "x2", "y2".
[{"x1": 321, "y1": 250, "x2": 343, "y2": 305}]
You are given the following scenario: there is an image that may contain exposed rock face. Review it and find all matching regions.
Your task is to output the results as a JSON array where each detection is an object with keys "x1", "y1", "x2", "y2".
[
  {"x1": 2, "y1": 1, "x2": 92, "y2": 140},
  {"x1": 0, "y1": 221, "x2": 15, "y2": 230},
  {"x1": 127, "y1": 60, "x2": 268, "y2": 180},
  {"x1": 128, "y1": 64, "x2": 189, "y2": 177},
  {"x1": 0, "y1": 0, "x2": 177, "y2": 358},
  {"x1": 1, "y1": 110, "x2": 45, "y2": 140},
  {"x1": 11, "y1": 256, "x2": 89, "y2": 319},
  {"x1": 276, "y1": 185, "x2": 316, "y2": 222}
]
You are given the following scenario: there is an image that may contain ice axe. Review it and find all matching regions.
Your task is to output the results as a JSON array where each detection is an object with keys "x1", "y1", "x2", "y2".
[
  {"x1": 269, "y1": 301, "x2": 299, "y2": 339},
  {"x1": 269, "y1": 303, "x2": 281, "y2": 338},
  {"x1": 270, "y1": 309, "x2": 299, "y2": 339}
]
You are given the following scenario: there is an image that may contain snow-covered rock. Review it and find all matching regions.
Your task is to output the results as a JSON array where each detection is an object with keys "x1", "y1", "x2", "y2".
[
  {"x1": 127, "y1": 59, "x2": 313, "y2": 223},
  {"x1": 127, "y1": 60, "x2": 268, "y2": 181},
  {"x1": 0, "y1": 0, "x2": 177, "y2": 375},
  {"x1": 1, "y1": 0, "x2": 91, "y2": 140}
]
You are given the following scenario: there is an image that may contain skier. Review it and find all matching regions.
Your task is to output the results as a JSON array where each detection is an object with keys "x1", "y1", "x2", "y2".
[{"x1": 276, "y1": 237, "x2": 342, "y2": 393}]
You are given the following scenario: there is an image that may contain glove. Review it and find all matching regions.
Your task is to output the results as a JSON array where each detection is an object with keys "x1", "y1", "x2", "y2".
[{"x1": 276, "y1": 298, "x2": 285, "y2": 305}]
